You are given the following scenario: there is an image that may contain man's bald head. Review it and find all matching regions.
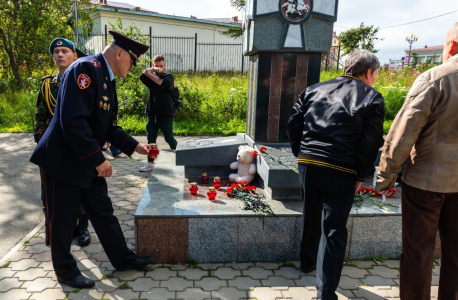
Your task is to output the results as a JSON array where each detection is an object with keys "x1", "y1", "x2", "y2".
[
  {"x1": 443, "y1": 23, "x2": 458, "y2": 62},
  {"x1": 102, "y1": 42, "x2": 133, "y2": 78}
]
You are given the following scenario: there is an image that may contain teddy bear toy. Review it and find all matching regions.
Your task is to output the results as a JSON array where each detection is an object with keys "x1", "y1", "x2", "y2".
[{"x1": 229, "y1": 145, "x2": 257, "y2": 183}]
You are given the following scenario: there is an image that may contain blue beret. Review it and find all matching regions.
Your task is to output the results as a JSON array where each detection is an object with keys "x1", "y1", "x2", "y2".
[
  {"x1": 49, "y1": 38, "x2": 76, "y2": 55},
  {"x1": 108, "y1": 30, "x2": 149, "y2": 66}
]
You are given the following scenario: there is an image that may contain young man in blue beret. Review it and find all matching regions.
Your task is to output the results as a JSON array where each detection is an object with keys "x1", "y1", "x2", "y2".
[
  {"x1": 35, "y1": 38, "x2": 92, "y2": 249},
  {"x1": 30, "y1": 31, "x2": 153, "y2": 289}
]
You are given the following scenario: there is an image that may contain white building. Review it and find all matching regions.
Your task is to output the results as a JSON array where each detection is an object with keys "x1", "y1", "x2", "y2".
[
  {"x1": 82, "y1": 0, "x2": 245, "y2": 72},
  {"x1": 404, "y1": 45, "x2": 443, "y2": 65},
  {"x1": 388, "y1": 59, "x2": 404, "y2": 70}
]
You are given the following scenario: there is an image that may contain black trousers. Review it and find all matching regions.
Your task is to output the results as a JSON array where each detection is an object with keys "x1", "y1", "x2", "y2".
[
  {"x1": 146, "y1": 115, "x2": 177, "y2": 149},
  {"x1": 299, "y1": 165, "x2": 355, "y2": 300},
  {"x1": 45, "y1": 173, "x2": 137, "y2": 281}
]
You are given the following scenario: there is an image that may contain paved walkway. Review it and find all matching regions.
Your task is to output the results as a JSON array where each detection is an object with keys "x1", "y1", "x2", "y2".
[{"x1": 0, "y1": 141, "x2": 440, "y2": 300}]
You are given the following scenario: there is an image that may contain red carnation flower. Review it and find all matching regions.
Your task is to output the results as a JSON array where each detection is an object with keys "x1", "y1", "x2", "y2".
[
  {"x1": 225, "y1": 181, "x2": 231, "y2": 187},
  {"x1": 250, "y1": 186, "x2": 257, "y2": 193},
  {"x1": 252, "y1": 150, "x2": 259, "y2": 158},
  {"x1": 259, "y1": 146, "x2": 267, "y2": 153},
  {"x1": 226, "y1": 188, "x2": 233, "y2": 196},
  {"x1": 242, "y1": 181, "x2": 248, "y2": 187}
]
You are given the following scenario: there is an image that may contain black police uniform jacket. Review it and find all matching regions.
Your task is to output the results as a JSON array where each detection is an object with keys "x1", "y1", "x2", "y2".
[
  {"x1": 30, "y1": 53, "x2": 138, "y2": 189},
  {"x1": 286, "y1": 75, "x2": 385, "y2": 181}
]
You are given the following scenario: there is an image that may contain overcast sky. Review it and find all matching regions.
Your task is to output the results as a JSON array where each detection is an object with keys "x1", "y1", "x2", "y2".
[{"x1": 116, "y1": 0, "x2": 458, "y2": 64}]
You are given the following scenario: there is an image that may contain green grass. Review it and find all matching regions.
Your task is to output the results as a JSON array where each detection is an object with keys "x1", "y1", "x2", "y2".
[{"x1": 0, "y1": 67, "x2": 431, "y2": 135}]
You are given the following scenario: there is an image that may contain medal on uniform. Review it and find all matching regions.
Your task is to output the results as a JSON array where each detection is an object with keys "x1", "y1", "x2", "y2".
[
  {"x1": 102, "y1": 96, "x2": 109, "y2": 101},
  {"x1": 99, "y1": 101, "x2": 103, "y2": 108},
  {"x1": 103, "y1": 103, "x2": 107, "y2": 110},
  {"x1": 107, "y1": 104, "x2": 110, "y2": 111},
  {"x1": 104, "y1": 83, "x2": 107, "y2": 90}
]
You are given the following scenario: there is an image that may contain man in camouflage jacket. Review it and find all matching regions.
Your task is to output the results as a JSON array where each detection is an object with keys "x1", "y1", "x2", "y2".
[{"x1": 35, "y1": 38, "x2": 91, "y2": 247}]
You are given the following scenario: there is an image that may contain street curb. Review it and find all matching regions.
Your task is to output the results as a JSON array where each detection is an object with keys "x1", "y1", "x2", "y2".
[{"x1": 0, "y1": 220, "x2": 45, "y2": 267}]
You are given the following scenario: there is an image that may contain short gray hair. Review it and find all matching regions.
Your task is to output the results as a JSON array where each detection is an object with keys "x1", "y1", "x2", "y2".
[{"x1": 343, "y1": 49, "x2": 380, "y2": 77}]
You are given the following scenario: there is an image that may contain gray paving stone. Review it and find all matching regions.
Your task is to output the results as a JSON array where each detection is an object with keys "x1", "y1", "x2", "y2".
[
  {"x1": 282, "y1": 287, "x2": 317, "y2": 300},
  {"x1": 228, "y1": 277, "x2": 262, "y2": 291},
  {"x1": 197, "y1": 263, "x2": 224, "y2": 270},
  {"x1": 101, "y1": 261, "x2": 116, "y2": 271},
  {"x1": 103, "y1": 289, "x2": 141, "y2": 299},
  {"x1": 8, "y1": 251, "x2": 32, "y2": 262},
  {"x1": 225, "y1": 263, "x2": 255, "y2": 270},
  {"x1": 0, "y1": 288, "x2": 30, "y2": 300},
  {"x1": 113, "y1": 269, "x2": 146, "y2": 281},
  {"x1": 294, "y1": 275, "x2": 316, "y2": 288},
  {"x1": 161, "y1": 277, "x2": 193, "y2": 291},
  {"x1": 167, "y1": 264, "x2": 188, "y2": 271},
  {"x1": 76, "y1": 258, "x2": 102, "y2": 271},
  {"x1": 25, "y1": 244, "x2": 49, "y2": 254},
  {"x1": 9, "y1": 258, "x2": 40, "y2": 271},
  {"x1": 432, "y1": 265, "x2": 440, "y2": 275},
  {"x1": 255, "y1": 262, "x2": 281, "y2": 270},
  {"x1": 368, "y1": 266, "x2": 399, "y2": 279},
  {"x1": 274, "y1": 267, "x2": 303, "y2": 279},
  {"x1": 261, "y1": 276, "x2": 295, "y2": 290},
  {"x1": 211, "y1": 287, "x2": 248, "y2": 300},
  {"x1": 176, "y1": 288, "x2": 211, "y2": 300},
  {"x1": 96, "y1": 278, "x2": 123, "y2": 292},
  {"x1": 22, "y1": 277, "x2": 56, "y2": 292},
  {"x1": 0, "y1": 268, "x2": 16, "y2": 280},
  {"x1": 130, "y1": 277, "x2": 159, "y2": 292},
  {"x1": 0, "y1": 278, "x2": 22, "y2": 292},
  {"x1": 145, "y1": 268, "x2": 177, "y2": 281},
  {"x1": 341, "y1": 266, "x2": 370, "y2": 279},
  {"x1": 432, "y1": 275, "x2": 439, "y2": 286},
  {"x1": 179, "y1": 268, "x2": 208, "y2": 280},
  {"x1": 353, "y1": 286, "x2": 390, "y2": 298},
  {"x1": 29, "y1": 288, "x2": 66, "y2": 300},
  {"x1": 337, "y1": 276, "x2": 363, "y2": 290},
  {"x1": 214, "y1": 267, "x2": 241, "y2": 280},
  {"x1": 248, "y1": 287, "x2": 283, "y2": 300},
  {"x1": 352, "y1": 260, "x2": 376, "y2": 269},
  {"x1": 336, "y1": 287, "x2": 354, "y2": 299},
  {"x1": 384, "y1": 260, "x2": 400, "y2": 269},
  {"x1": 242, "y1": 267, "x2": 274, "y2": 280},
  {"x1": 195, "y1": 277, "x2": 227, "y2": 291},
  {"x1": 15, "y1": 267, "x2": 47, "y2": 280},
  {"x1": 40, "y1": 261, "x2": 54, "y2": 271},
  {"x1": 140, "y1": 288, "x2": 175, "y2": 300},
  {"x1": 387, "y1": 286, "x2": 400, "y2": 297},
  {"x1": 431, "y1": 286, "x2": 438, "y2": 298},
  {"x1": 362, "y1": 275, "x2": 396, "y2": 289},
  {"x1": 82, "y1": 244, "x2": 104, "y2": 254}
]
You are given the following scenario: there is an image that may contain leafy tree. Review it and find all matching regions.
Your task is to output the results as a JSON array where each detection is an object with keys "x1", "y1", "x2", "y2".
[
  {"x1": 0, "y1": 0, "x2": 95, "y2": 88},
  {"x1": 221, "y1": 0, "x2": 245, "y2": 39},
  {"x1": 338, "y1": 23, "x2": 384, "y2": 56}
]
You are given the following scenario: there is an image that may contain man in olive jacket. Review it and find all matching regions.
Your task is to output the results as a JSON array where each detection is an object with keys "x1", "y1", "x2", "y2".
[{"x1": 376, "y1": 23, "x2": 458, "y2": 300}]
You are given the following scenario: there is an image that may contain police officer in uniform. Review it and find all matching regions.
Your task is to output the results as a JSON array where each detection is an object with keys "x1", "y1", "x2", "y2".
[
  {"x1": 35, "y1": 38, "x2": 91, "y2": 247},
  {"x1": 30, "y1": 31, "x2": 152, "y2": 289}
]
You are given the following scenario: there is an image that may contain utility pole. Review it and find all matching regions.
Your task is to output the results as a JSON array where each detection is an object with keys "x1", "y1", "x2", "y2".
[
  {"x1": 406, "y1": 33, "x2": 418, "y2": 65},
  {"x1": 74, "y1": 0, "x2": 78, "y2": 46}
]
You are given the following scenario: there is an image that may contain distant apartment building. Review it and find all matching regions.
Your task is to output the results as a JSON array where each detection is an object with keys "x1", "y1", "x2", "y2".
[
  {"x1": 388, "y1": 59, "x2": 404, "y2": 70},
  {"x1": 404, "y1": 45, "x2": 444, "y2": 64}
]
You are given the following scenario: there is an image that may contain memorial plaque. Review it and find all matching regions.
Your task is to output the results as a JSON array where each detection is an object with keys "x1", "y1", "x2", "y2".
[{"x1": 186, "y1": 140, "x2": 215, "y2": 148}]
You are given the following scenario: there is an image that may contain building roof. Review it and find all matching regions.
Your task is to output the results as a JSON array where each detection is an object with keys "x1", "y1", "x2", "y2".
[
  {"x1": 95, "y1": 0, "x2": 241, "y2": 28},
  {"x1": 409, "y1": 45, "x2": 444, "y2": 52},
  {"x1": 202, "y1": 18, "x2": 242, "y2": 25}
]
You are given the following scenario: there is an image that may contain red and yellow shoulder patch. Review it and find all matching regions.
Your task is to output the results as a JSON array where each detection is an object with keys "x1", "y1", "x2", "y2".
[
  {"x1": 77, "y1": 74, "x2": 91, "y2": 89},
  {"x1": 88, "y1": 59, "x2": 101, "y2": 68}
]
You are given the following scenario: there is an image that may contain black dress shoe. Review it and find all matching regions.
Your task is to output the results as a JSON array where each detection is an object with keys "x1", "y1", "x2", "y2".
[
  {"x1": 77, "y1": 214, "x2": 91, "y2": 247},
  {"x1": 116, "y1": 257, "x2": 153, "y2": 271},
  {"x1": 58, "y1": 274, "x2": 95, "y2": 288},
  {"x1": 300, "y1": 265, "x2": 316, "y2": 273}
]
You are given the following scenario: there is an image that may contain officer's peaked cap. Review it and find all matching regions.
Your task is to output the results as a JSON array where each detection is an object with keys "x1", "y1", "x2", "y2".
[
  {"x1": 49, "y1": 38, "x2": 76, "y2": 55},
  {"x1": 108, "y1": 30, "x2": 149, "y2": 66}
]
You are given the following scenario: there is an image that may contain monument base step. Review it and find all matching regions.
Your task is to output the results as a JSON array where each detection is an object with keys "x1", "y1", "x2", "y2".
[{"x1": 135, "y1": 149, "x2": 441, "y2": 264}]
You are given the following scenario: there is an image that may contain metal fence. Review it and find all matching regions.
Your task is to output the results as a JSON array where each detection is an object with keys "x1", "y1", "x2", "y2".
[
  {"x1": 77, "y1": 26, "x2": 248, "y2": 73},
  {"x1": 322, "y1": 46, "x2": 341, "y2": 71}
]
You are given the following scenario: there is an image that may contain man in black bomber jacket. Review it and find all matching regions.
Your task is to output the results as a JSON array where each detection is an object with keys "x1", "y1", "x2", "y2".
[
  {"x1": 286, "y1": 49, "x2": 385, "y2": 300},
  {"x1": 139, "y1": 54, "x2": 177, "y2": 171}
]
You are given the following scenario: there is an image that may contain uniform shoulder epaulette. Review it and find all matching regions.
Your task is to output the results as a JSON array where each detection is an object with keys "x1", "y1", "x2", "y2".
[{"x1": 41, "y1": 75, "x2": 54, "y2": 81}]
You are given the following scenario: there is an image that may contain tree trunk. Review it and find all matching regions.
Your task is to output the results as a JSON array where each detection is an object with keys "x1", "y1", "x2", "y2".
[{"x1": 0, "y1": 27, "x2": 22, "y2": 88}]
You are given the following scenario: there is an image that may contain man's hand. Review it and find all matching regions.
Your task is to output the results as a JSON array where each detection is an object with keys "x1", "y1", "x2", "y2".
[
  {"x1": 355, "y1": 181, "x2": 362, "y2": 193},
  {"x1": 96, "y1": 160, "x2": 113, "y2": 178},
  {"x1": 379, "y1": 189, "x2": 396, "y2": 197},
  {"x1": 135, "y1": 143, "x2": 151, "y2": 155}
]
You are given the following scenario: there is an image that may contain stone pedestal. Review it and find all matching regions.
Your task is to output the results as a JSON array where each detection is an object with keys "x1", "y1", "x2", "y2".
[{"x1": 246, "y1": 52, "x2": 321, "y2": 143}]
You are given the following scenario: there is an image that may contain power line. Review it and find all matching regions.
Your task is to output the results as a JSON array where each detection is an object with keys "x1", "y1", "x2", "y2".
[
  {"x1": 334, "y1": 9, "x2": 458, "y2": 30},
  {"x1": 381, "y1": 9, "x2": 458, "y2": 28}
]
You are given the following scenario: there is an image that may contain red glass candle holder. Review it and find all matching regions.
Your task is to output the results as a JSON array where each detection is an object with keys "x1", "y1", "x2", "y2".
[
  {"x1": 201, "y1": 173, "x2": 209, "y2": 184},
  {"x1": 149, "y1": 144, "x2": 160, "y2": 160},
  {"x1": 213, "y1": 176, "x2": 222, "y2": 190},
  {"x1": 207, "y1": 187, "x2": 217, "y2": 201},
  {"x1": 189, "y1": 182, "x2": 198, "y2": 195}
]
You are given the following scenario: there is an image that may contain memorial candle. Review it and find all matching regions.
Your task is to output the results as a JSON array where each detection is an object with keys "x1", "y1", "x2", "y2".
[
  {"x1": 207, "y1": 187, "x2": 217, "y2": 201},
  {"x1": 189, "y1": 182, "x2": 198, "y2": 195},
  {"x1": 201, "y1": 173, "x2": 209, "y2": 184},
  {"x1": 213, "y1": 176, "x2": 222, "y2": 190}
]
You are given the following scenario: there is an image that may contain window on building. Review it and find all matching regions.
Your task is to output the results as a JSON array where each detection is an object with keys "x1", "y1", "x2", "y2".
[
  {"x1": 420, "y1": 57, "x2": 426, "y2": 63},
  {"x1": 435, "y1": 56, "x2": 441, "y2": 63}
]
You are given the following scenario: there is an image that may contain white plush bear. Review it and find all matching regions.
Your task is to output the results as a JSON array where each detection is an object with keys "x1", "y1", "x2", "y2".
[{"x1": 229, "y1": 145, "x2": 257, "y2": 183}]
